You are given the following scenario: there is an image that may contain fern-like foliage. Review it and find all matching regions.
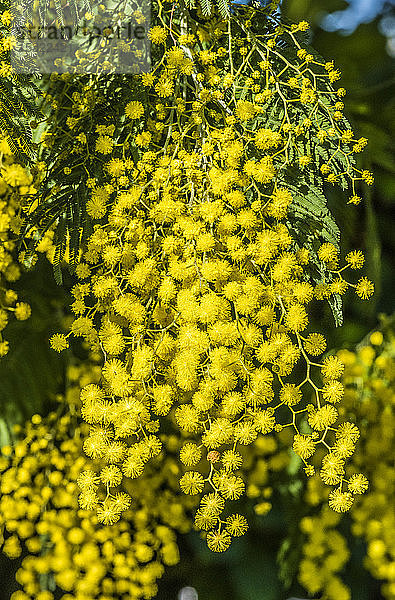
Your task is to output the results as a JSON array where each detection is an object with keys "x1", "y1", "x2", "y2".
[
  {"x1": 0, "y1": 75, "x2": 43, "y2": 163},
  {"x1": 225, "y1": 6, "x2": 359, "y2": 323},
  {"x1": 200, "y1": 0, "x2": 213, "y2": 17},
  {"x1": 20, "y1": 3, "x2": 363, "y2": 330},
  {"x1": 182, "y1": 0, "x2": 280, "y2": 19},
  {"x1": 20, "y1": 73, "x2": 147, "y2": 281},
  {"x1": 0, "y1": 0, "x2": 44, "y2": 163},
  {"x1": 15, "y1": 0, "x2": 91, "y2": 29}
]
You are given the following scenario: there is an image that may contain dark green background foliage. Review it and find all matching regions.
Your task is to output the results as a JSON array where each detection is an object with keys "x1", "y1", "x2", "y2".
[{"x1": 0, "y1": 0, "x2": 394, "y2": 598}]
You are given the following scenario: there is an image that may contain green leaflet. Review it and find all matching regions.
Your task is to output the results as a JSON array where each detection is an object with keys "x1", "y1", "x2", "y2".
[
  {"x1": 0, "y1": 92, "x2": 38, "y2": 164},
  {"x1": 20, "y1": 0, "x2": 91, "y2": 28},
  {"x1": 20, "y1": 73, "x2": 146, "y2": 277},
  {"x1": 286, "y1": 180, "x2": 343, "y2": 326},
  {"x1": 182, "y1": 0, "x2": 235, "y2": 18},
  {"x1": 200, "y1": 0, "x2": 213, "y2": 17},
  {"x1": 182, "y1": 0, "x2": 279, "y2": 19},
  {"x1": 217, "y1": 0, "x2": 230, "y2": 18},
  {"x1": 0, "y1": 77, "x2": 41, "y2": 164},
  {"x1": 286, "y1": 178, "x2": 340, "y2": 247},
  {"x1": 0, "y1": 418, "x2": 12, "y2": 448},
  {"x1": 226, "y1": 18, "x2": 351, "y2": 325},
  {"x1": 0, "y1": 0, "x2": 92, "y2": 166},
  {"x1": 0, "y1": 0, "x2": 44, "y2": 163},
  {"x1": 52, "y1": 219, "x2": 67, "y2": 285}
]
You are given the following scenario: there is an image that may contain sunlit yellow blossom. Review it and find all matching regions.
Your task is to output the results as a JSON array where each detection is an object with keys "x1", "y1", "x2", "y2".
[
  {"x1": 293, "y1": 434, "x2": 316, "y2": 459},
  {"x1": 124, "y1": 101, "x2": 144, "y2": 119},
  {"x1": 226, "y1": 514, "x2": 249, "y2": 537},
  {"x1": 355, "y1": 277, "x2": 374, "y2": 299},
  {"x1": 49, "y1": 333, "x2": 69, "y2": 352},
  {"x1": 321, "y1": 356, "x2": 344, "y2": 380},
  {"x1": 180, "y1": 443, "x2": 202, "y2": 467},
  {"x1": 308, "y1": 405, "x2": 338, "y2": 431},
  {"x1": 328, "y1": 489, "x2": 354, "y2": 512},
  {"x1": 206, "y1": 529, "x2": 232, "y2": 552},
  {"x1": 148, "y1": 26, "x2": 168, "y2": 44},
  {"x1": 179, "y1": 471, "x2": 205, "y2": 495}
]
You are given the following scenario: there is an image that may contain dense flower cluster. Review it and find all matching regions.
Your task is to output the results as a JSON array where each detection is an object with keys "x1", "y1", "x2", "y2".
[
  {"x1": 298, "y1": 324, "x2": 395, "y2": 600},
  {"x1": 0, "y1": 135, "x2": 35, "y2": 357},
  {"x1": 342, "y1": 327, "x2": 395, "y2": 600},
  {"x1": 0, "y1": 358, "x2": 194, "y2": 600},
  {"x1": 43, "y1": 6, "x2": 373, "y2": 551},
  {"x1": 0, "y1": 6, "x2": 382, "y2": 600},
  {"x1": 299, "y1": 505, "x2": 350, "y2": 600}
]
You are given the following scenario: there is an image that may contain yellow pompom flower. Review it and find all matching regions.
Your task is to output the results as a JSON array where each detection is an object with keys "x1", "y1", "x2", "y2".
[
  {"x1": 96, "y1": 499, "x2": 122, "y2": 525},
  {"x1": 124, "y1": 101, "x2": 144, "y2": 119},
  {"x1": 100, "y1": 465, "x2": 123, "y2": 487},
  {"x1": 328, "y1": 489, "x2": 354, "y2": 512},
  {"x1": 86, "y1": 187, "x2": 109, "y2": 219},
  {"x1": 179, "y1": 471, "x2": 205, "y2": 495},
  {"x1": 253, "y1": 410, "x2": 276, "y2": 434},
  {"x1": 280, "y1": 384, "x2": 302, "y2": 406},
  {"x1": 121, "y1": 455, "x2": 144, "y2": 478},
  {"x1": 321, "y1": 356, "x2": 345, "y2": 380},
  {"x1": 335, "y1": 422, "x2": 360, "y2": 443},
  {"x1": 318, "y1": 242, "x2": 339, "y2": 264},
  {"x1": 225, "y1": 514, "x2": 249, "y2": 537},
  {"x1": 148, "y1": 26, "x2": 168, "y2": 44},
  {"x1": 78, "y1": 490, "x2": 99, "y2": 510},
  {"x1": 175, "y1": 405, "x2": 201, "y2": 433},
  {"x1": 355, "y1": 277, "x2": 374, "y2": 299},
  {"x1": 14, "y1": 302, "x2": 31, "y2": 320},
  {"x1": 322, "y1": 380, "x2": 344, "y2": 403},
  {"x1": 158, "y1": 277, "x2": 177, "y2": 303},
  {"x1": 254, "y1": 128, "x2": 282, "y2": 150},
  {"x1": 293, "y1": 434, "x2": 316, "y2": 459},
  {"x1": 49, "y1": 333, "x2": 69, "y2": 352},
  {"x1": 217, "y1": 473, "x2": 245, "y2": 500},
  {"x1": 105, "y1": 158, "x2": 126, "y2": 177},
  {"x1": 95, "y1": 136, "x2": 114, "y2": 154},
  {"x1": 369, "y1": 331, "x2": 383, "y2": 346},
  {"x1": 77, "y1": 469, "x2": 100, "y2": 490},
  {"x1": 308, "y1": 405, "x2": 338, "y2": 431},
  {"x1": 206, "y1": 529, "x2": 232, "y2": 552},
  {"x1": 345, "y1": 250, "x2": 364, "y2": 269},
  {"x1": 0, "y1": 340, "x2": 9, "y2": 357},
  {"x1": 332, "y1": 437, "x2": 355, "y2": 459},
  {"x1": 221, "y1": 450, "x2": 243, "y2": 471},
  {"x1": 304, "y1": 333, "x2": 327, "y2": 356},
  {"x1": 285, "y1": 304, "x2": 309, "y2": 332},
  {"x1": 347, "y1": 473, "x2": 369, "y2": 494},
  {"x1": 235, "y1": 100, "x2": 256, "y2": 121},
  {"x1": 179, "y1": 443, "x2": 202, "y2": 467},
  {"x1": 266, "y1": 188, "x2": 293, "y2": 219},
  {"x1": 199, "y1": 493, "x2": 225, "y2": 515},
  {"x1": 194, "y1": 508, "x2": 218, "y2": 530}
]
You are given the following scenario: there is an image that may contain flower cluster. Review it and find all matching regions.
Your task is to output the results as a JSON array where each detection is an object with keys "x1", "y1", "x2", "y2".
[
  {"x1": 37, "y1": 3, "x2": 373, "y2": 553},
  {"x1": 56, "y1": 161, "x2": 367, "y2": 550},
  {"x1": 298, "y1": 325, "x2": 395, "y2": 600},
  {"x1": 0, "y1": 135, "x2": 35, "y2": 357},
  {"x1": 341, "y1": 327, "x2": 395, "y2": 600},
  {"x1": 0, "y1": 358, "x2": 193, "y2": 600},
  {"x1": 45, "y1": 21, "x2": 372, "y2": 551},
  {"x1": 299, "y1": 506, "x2": 350, "y2": 600}
]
